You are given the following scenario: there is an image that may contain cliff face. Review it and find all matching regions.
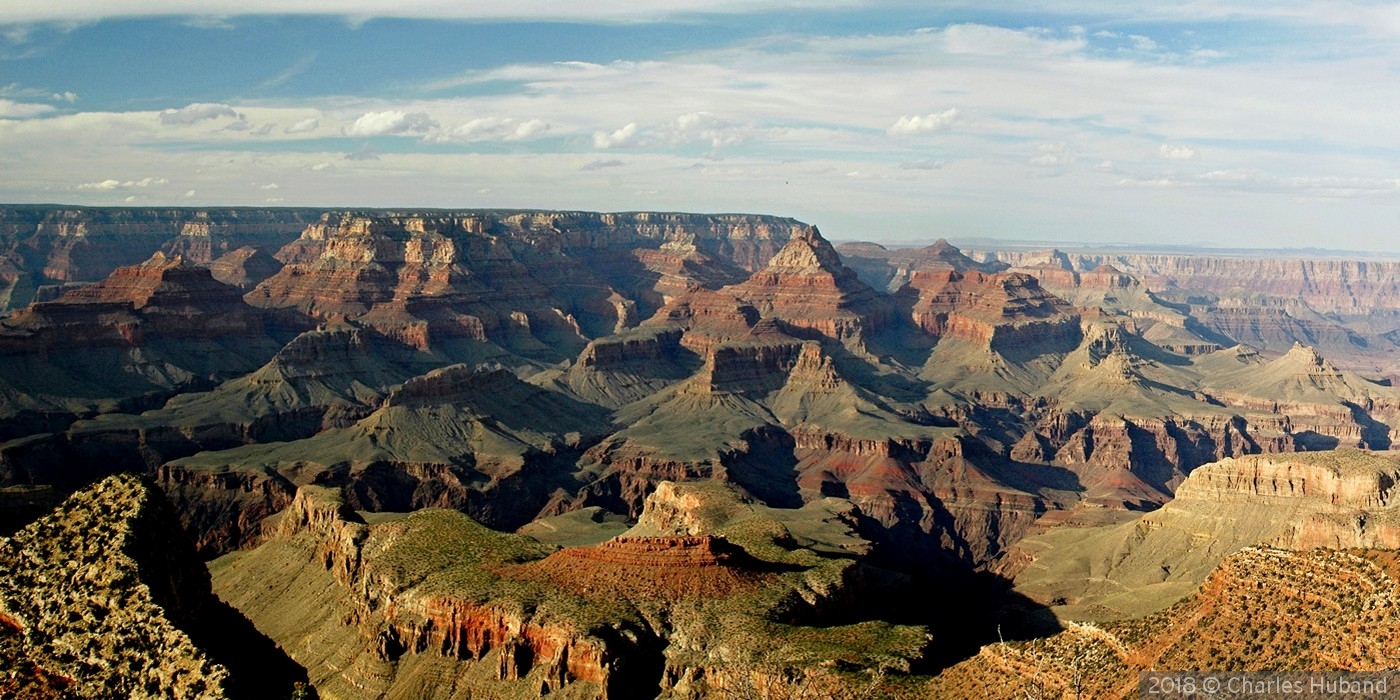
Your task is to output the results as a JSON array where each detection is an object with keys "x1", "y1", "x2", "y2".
[
  {"x1": 904, "y1": 268, "x2": 1082, "y2": 352},
  {"x1": 974, "y1": 248, "x2": 1400, "y2": 315},
  {"x1": 216, "y1": 481, "x2": 912, "y2": 700},
  {"x1": 1006, "y1": 449, "x2": 1400, "y2": 621},
  {"x1": 215, "y1": 487, "x2": 622, "y2": 698},
  {"x1": 0, "y1": 207, "x2": 313, "y2": 310},
  {"x1": 247, "y1": 211, "x2": 804, "y2": 357}
]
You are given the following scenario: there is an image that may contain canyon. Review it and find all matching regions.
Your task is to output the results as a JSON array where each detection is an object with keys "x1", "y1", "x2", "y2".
[{"x1": 4, "y1": 206, "x2": 1400, "y2": 697}]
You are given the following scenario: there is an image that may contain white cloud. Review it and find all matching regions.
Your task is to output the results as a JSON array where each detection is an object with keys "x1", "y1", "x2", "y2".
[
  {"x1": 1129, "y1": 34, "x2": 1158, "y2": 51},
  {"x1": 439, "y1": 116, "x2": 550, "y2": 142},
  {"x1": 1159, "y1": 143, "x2": 1198, "y2": 160},
  {"x1": 159, "y1": 102, "x2": 239, "y2": 125},
  {"x1": 260, "y1": 182, "x2": 280, "y2": 190},
  {"x1": 508, "y1": 118, "x2": 550, "y2": 140},
  {"x1": 284, "y1": 117, "x2": 319, "y2": 134},
  {"x1": 0, "y1": 99, "x2": 54, "y2": 119},
  {"x1": 900, "y1": 158, "x2": 946, "y2": 170},
  {"x1": 887, "y1": 109, "x2": 959, "y2": 136},
  {"x1": 51, "y1": 91, "x2": 78, "y2": 103},
  {"x1": 1029, "y1": 142, "x2": 1076, "y2": 166},
  {"x1": 651, "y1": 111, "x2": 753, "y2": 155},
  {"x1": 76, "y1": 177, "x2": 168, "y2": 190},
  {"x1": 593, "y1": 122, "x2": 638, "y2": 148},
  {"x1": 184, "y1": 189, "x2": 196, "y2": 198},
  {"x1": 344, "y1": 110, "x2": 437, "y2": 137}
]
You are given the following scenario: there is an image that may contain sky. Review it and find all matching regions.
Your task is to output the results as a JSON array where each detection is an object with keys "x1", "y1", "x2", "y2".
[{"x1": 2, "y1": 2, "x2": 1400, "y2": 250}]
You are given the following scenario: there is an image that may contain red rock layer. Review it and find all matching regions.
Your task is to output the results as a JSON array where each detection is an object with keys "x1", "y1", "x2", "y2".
[
  {"x1": 0, "y1": 253, "x2": 266, "y2": 351},
  {"x1": 904, "y1": 268, "x2": 1081, "y2": 350},
  {"x1": 719, "y1": 227, "x2": 891, "y2": 342},
  {"x1": 269, "y1": 489, "x2": 617, "y2": 695},
  {"x1": 249, "y1": 211, "x2": 804, "y2": 353},
  {"x1": 511, "y1": 535, "x2": 761, "y2": 600}
]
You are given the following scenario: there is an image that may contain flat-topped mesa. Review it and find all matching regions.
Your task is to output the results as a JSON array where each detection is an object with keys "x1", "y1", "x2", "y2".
[
  {"x1": 906, "y1": 268, "x2": 1081, "y2": 350},
  {"x1": 681, "y1": 340, "x2": 806, "y2": 396},
  {"x1": 1007, "y1": 449, "x2": 1400, "y2": 622},
  {"x1": 517, "y1": 535, "x2": 760, "y2": 600},
  {"x1": 382, "y1": 364, "x2": 518, "y2": 409},
  {"x1": 722, "y1": 226, "x2": 891, "y2": 342},
  {"x1": 1175, "y1": 451, "x2": 1400, "y2": 511},
  {"x1": 575, "y1": 328, "x2": 685, "y2": 371}
]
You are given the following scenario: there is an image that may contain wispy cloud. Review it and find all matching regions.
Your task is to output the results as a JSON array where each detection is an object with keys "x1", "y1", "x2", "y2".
[
  {"x1": 76, "y1": 176, "x2": 168, "y2": 190},
  {"x1": 887, "y1": 109, "x2": 959, "y2": 136},
  {"x1": 284, "y1": 117, "x2": 319, "y2": 134},
  {"x1": 259, "y1": 53, "x2": 317, "y2": 90},
  {"x1": 159, "y1": 102, "x2": 239, "y2": 125}
]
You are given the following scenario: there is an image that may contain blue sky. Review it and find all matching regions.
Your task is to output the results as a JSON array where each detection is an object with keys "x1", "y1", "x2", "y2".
[{"x1": 3, "y1": 1, "x2": 1400, "y2": 250}]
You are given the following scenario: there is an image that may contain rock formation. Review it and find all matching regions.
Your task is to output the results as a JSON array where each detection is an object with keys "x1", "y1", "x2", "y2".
[
  {"x1": 931, "y1": 546, "x2": 1400, "y2": 699},
  {"x1": 0, "y1": 473, "x2": 306, "y2": 699},
  {"x1": 1005, "y1": 449, "x2": 1400, "y2": 620},
  {"x1": 215, "y1": 481, "x2": 923, "y2": 700}
]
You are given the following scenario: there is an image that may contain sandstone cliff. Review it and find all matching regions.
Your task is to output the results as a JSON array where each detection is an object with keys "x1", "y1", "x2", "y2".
[
  {"x1": 215, "y1": 481, "x2": 925, "y2": 699},
  {"x1": 0, "y1": 207, "x2": 313, "y2": 311},
  {"x1": 1006, "y1": 449, "x2": 1400, "y2": 621}
]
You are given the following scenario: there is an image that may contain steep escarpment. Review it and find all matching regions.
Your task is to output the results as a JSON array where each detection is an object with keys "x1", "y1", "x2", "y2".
[
  {"x1": 931, "y1": 546, "x2": 1400, "y2": 699},
  {"x1": 0, "y1": 207, "x2": 313, "y2": 310},
  {"x1": 247, "y1": 211, "x2": 805, "y2": 358},
  {"x1": 973, "y1": 248, "x2": 1400, "y2": 315},
  {"x1": 1006, "y1": 449, "x2": 1400, "y2": 621},
  {"x1": 216, "y1": 481, "x2": 926, "y2": 700},
  {"x1": 0, "y1": 473, "x2": 306, "y2": 699},
  {"x1": 0, "y1": 252, "x2": 286, "y2": 445}
]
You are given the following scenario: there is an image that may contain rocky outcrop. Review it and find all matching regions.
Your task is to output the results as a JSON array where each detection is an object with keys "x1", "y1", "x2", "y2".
[
  {"x1": 0, "y1": 474, "x2": 228, "y2": 698},
  {"x1": 1007, "y1": 449, "x2": 1400, "y2": 621},
  {"x1": 933, "y1": 546, "x2": 1400, "y2": 698},
  {"x1": 836, "y1": 238, "x2": 1002, "y2": 292},
  {"x1": 903, "y1": 268, "x2": 1081, "y2": 352},
  {"x1": 718, "y1": 227, "x2": 892, "y2": 343}
]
